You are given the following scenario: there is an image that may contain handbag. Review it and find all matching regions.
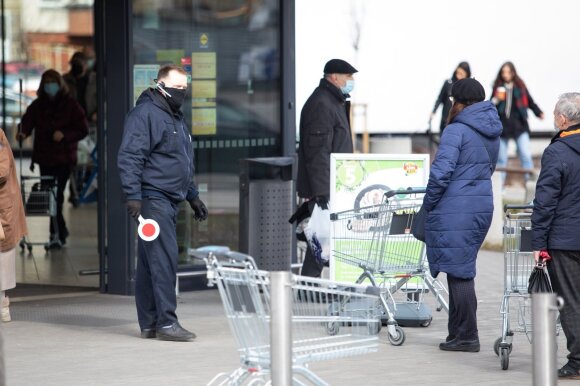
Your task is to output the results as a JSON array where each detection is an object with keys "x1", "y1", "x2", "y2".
[{"x1": 411, "y1": 206, "x2": 426, "y2": 242}]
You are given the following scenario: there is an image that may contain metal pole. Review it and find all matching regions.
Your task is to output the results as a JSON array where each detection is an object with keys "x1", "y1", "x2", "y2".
[
  {"x1": 532, "y1": 293, "x2": 559, "y2": 386},
  {"x1": 271, "y1": 271, "x2": 292, "y2": 386}
]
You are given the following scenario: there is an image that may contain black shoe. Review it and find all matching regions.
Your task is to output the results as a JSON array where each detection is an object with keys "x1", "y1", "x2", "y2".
[
  {"x1": 446, "y1": 335, "x2": 455, "y2": 342},
  {"x1": 140, "y1": 328, "x2": 156, "y2": 339},
  {"x1": 156, "y1": 323, "x2": 196, "y2": 342},
  {"x1": 439, "y1": 338, "x2": 480, "y2": 352},
  {"x1": 558, "y1": 364, "x2": 580, "y2": 379}
]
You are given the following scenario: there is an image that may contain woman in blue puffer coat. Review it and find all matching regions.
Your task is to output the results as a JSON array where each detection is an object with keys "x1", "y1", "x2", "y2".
[{"x1": 422, "y1": 78, "x2": 502, "y2": 353}]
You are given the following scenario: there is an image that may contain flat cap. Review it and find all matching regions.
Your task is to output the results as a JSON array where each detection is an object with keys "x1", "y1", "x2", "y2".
[
  {"x1": 451, "y1": 78, "x2": 485, "y2": 104},
  {"x1": 323, "y1": 59, "x2": 358, "y2": 74}
]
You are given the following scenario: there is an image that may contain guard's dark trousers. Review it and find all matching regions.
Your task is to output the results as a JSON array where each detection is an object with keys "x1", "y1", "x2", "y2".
[
  {"x1": 136, "y1": 196, "x2": 179, "y2": 330},
  {"x1": 447, "y1": 275, "x2": 479, "y2": 340},
  {"x1": 547, "y1": 249, "x2": 580, "y2": 370}
]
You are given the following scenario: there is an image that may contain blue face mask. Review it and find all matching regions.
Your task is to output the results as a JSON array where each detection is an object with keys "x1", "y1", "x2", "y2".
[
  {"x1": 340, "y1": 79, "x2": 354, "y2": 95},
  {"x1": 44, "y1": 83, "x2": 60, "y2": 98}
]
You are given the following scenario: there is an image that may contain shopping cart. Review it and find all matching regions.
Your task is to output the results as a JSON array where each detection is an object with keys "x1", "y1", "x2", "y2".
[
  {"x1": 19, "y1": 175, "x2": 61, "y2": 252},
  {"x1": 192, "y1": 249, "x2": 381, "y2": 386},
  {"x1": 330, "y1": 188, "x2": 449, "y2": 346},
  {"x1": 494, "y1": 204, "x2": 560, "y2": 370}
]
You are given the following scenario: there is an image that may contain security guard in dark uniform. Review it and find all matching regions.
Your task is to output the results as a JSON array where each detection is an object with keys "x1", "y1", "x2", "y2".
[
  {"x1": 295, "y1": 59, "x2": 358, "y2": 277},
  {"x1": 118, "y1": 64, "x2": 208, "y2": 342}
]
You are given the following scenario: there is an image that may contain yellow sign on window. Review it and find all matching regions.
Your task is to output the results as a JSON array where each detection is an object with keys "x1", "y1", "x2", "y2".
[
  {"x1": 191, "y1": 80, "x2": 216, "y2": 108},
  {"x1": 192, "y1": 108, "x2": 217, "y2": 136},
  {"x1": 191, "y1": 52, "x2": 216, "y2": 79}
]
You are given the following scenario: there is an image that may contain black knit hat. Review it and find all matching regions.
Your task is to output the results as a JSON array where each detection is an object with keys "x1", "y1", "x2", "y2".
[
  {"x1": 323, "y1": 59, "x2": 358, "y2": 74},
  {"x1": 451, "y1": 78, "x2": 485, "y2": 104}
]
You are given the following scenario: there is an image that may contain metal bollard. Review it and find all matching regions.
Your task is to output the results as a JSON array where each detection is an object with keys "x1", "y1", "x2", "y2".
[
  {"x1": 271, "y1": 271, "x2": 292, "y2": 386},
  {"x1": 532, "y1": 293, "x2": 562, "y2": 386}
]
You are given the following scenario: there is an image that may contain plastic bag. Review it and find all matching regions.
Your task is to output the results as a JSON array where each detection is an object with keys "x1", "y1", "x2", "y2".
[
  {"x1": 304, "y1": 203, "x2": 331, "y2": 264},
  {"x1": 528, "y1": 263, "x2": 553, "y2": 294}
]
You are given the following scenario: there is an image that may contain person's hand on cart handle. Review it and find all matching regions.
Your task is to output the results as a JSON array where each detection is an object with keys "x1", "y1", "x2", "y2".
[
  {"x1": 127, "y1": 200, "x2": 141, "y2": 219},
  {"x1": 52, "y1": 130, "x2": 64, "y2": 143},
  {"x1": 15, "y1": 132, "x2": 27, "y2": 142}
]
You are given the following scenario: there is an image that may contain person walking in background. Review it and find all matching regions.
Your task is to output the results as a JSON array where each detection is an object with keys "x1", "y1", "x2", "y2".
[
  {"x1": 63, "y1": 52, "x2": 90, "y2": 115},
  {"x1": 422, "y1": 78, "x2": 502, "y2": 352},
  {"x1": 295, "y1": 59, "x2": 357, "y2": 278},
  {"x1": 491, "y1": 61, "x2": 544, "y2": 185},
  {"x1": 532, "y1": 93, "x2": 580, "y2": 380},
  {"x1": 0, "y1": 129, "x2": 28, "y2": 322},
  {"x1": 17, "y1": 70, "x2": 88, "y2": 246},
  {"x1": 430, "y1": 61, "x2": 471, "y2": 134},
  {"x1": 118, "y1": 64, "x2": 208, "y2": 342}
]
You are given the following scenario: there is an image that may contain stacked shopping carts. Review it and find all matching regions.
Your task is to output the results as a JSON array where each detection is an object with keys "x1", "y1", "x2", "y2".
[
  {"x1": 192, "y1": 249, "x2": 381, "y2": 386},
  {"x1": 330, "y1": 188, "x2": 449, "y2": 346},
  {"x1": 494, "y1": 205, "x2": 560, "y2": 370}
]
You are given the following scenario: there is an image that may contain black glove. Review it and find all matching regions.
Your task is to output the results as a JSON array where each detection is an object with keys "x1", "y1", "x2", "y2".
[
  {"x1": 127, "y1": 200, "x2": 141, "y2": 219},
  {"x1": 314, "y1": 196, "x2": 329, "y2": 210},
  {"x1": 189, "y1": 197, "x2": 208, "y2": 221}
]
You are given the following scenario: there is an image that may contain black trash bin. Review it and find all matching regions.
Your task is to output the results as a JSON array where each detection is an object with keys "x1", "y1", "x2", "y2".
[{"x1": 239, "y1": 157, "x2": 296, "y2": 271}]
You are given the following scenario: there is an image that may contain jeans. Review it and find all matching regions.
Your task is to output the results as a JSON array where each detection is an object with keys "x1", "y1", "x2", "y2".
[{"x1": 497, "y1": 132, "x2": 534, "y2": 186}]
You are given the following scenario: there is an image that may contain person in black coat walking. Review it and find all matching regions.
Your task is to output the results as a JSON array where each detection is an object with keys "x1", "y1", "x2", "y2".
[
  {"x1": 430, "y1": 62, "x2": 471, "y2": 133},
  {"x1": 532, "y1": 92, "x2": 580, "y2": 380},
  {"x1": 295, "y1": 59, "x2": 357, "y2": 277},
  {"x1": 491, "y1": 61, "x2": 544, "y2": 185}
]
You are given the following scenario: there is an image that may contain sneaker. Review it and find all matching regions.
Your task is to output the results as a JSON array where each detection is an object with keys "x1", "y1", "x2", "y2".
[
  {"x1": 558, "y1": 364, "x2": 580, "y2": 380},
  {"x1": 439, "y1": 338, "x2": 480, "y2": 352},
  {"x1": 140, "y1": 328, "x2": 156, "y2": 339},
  {"x1": 156, "y1": 323, "x2": 196, "y2": 342}
]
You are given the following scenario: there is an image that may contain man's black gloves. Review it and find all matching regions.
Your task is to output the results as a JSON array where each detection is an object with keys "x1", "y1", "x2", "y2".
[
  {"x1": 314, "y1": 196, "x2": 329, "y2": 210},
  {"x1": 189, "y1": 197, "x2": 208, "y2": 221},
  {"x1": 127, "y1": 200, "x2": 141, "y2": 219}
]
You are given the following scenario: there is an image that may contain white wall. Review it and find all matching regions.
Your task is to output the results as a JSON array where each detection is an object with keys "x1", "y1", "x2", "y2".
[{"x1": 296, "y1": 0, "x2": 580, "y2": 133}]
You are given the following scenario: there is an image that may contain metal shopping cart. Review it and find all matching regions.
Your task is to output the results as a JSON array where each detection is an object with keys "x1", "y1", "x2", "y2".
[
  {"x1": 192, "y1": 249, "x2": 381, "y2": 386},
  {"x1": 19, "y1": 175, "x2": 61, "y2": 252},
  {"x1": 330, "y1": 188, "x2": 449, "y2": 346},
  {"x1": 494, "y1": 204, "x2": 560, "y2": 370}
]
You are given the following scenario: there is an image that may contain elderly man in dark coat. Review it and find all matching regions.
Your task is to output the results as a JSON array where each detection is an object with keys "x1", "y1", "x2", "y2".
[
  {"x1": 423, "y1": 78, "x2": 502, "y2": 352},
  {"x1": 296, "y1": 59, "x2": 357, "y2": 277},
  {"x1": 532, "y1": 92, "x2": 580, "y2": 380}
]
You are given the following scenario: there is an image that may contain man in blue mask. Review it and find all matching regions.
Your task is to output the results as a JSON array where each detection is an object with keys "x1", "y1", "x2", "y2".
[
  {"x1": 295, "y1": 59, "x2": 358, "y2": 277},
  {"x1": 118, "y1": 64, "x2": 207, "y2": 341}
]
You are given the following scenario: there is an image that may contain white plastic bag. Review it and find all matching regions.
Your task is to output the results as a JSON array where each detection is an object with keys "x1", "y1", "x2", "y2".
[{"x1": 304, "y1": 204, "x2": 331, "y2": 264}]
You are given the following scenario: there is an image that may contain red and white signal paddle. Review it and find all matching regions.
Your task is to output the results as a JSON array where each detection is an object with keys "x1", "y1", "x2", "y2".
[{"x1": 138, "y1": 215, "x2": 160, "y2": 241}]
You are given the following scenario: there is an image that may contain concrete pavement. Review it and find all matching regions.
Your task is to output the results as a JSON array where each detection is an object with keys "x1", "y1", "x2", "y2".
[{"x1": 3, "y1": 250, "x2": 569, "y2": 385}]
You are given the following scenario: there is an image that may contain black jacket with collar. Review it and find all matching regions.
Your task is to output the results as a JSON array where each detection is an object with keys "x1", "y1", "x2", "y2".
[
  {"x1": 532, "y1": 122, "x2": 580, "y2": 251},
  {"x1": 297, "y1": 78, "x2": 353, "y2": 199}
]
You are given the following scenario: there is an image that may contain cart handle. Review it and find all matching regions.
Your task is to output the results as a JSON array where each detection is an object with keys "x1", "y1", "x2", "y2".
[
  {"x1": 383, "y1": 187, "x2": 427, "y2": 198},
  {"x1": 504, "y1": 204, "x2": 534, "y2": 213}
]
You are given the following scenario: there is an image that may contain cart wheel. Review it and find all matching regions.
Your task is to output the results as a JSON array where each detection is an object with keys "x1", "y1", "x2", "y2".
[
  {"x1": 420, "y1": 317, "x2": 432, "y2": 327},
  {"x1": 500, "y1": 347, "x2": 510, "y2": 370},
  {"x1": 493, "y1": 337, "x2": 513, "y2": 357},
  {"x1": 387, "y1": 325, "x2": 406, "y2": 346},
  {"x1": 326, "y1": 322, "x2": 339, "y2": 336}
]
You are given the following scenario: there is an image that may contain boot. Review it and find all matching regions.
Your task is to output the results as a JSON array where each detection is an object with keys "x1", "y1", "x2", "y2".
[{"x1": 1, "y1": 296, "x2": 11, "y2": 322}]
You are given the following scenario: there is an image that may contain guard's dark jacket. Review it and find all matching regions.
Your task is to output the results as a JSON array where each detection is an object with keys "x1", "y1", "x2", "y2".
[
  {"x1": 117, "y1": 89, "x2": 198, "y2": 203},
  {"x1": 532, "y1": 123, "x2": 580, "y2": 251},
  {"x1": 297, "y1": 78, "x2": 353, "y2": 199}
]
